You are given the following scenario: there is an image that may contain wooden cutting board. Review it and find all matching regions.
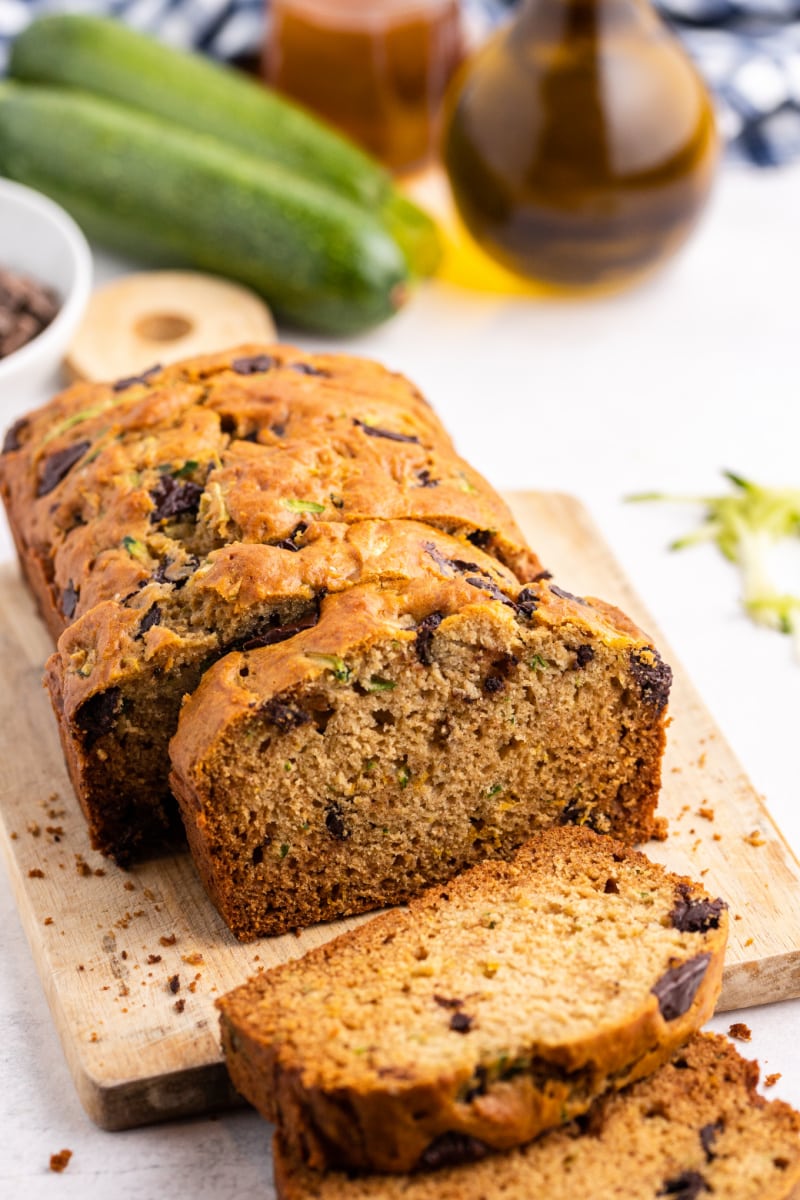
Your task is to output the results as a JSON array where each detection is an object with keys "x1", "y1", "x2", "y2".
[{"x1": 1, "y1": 491, "x2": 799, "y2": 1132}]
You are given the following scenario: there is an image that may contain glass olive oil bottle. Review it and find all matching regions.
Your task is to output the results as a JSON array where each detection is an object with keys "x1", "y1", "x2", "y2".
[{"x1": 443, "y1": 0, "x2": 718, "y2": 291}]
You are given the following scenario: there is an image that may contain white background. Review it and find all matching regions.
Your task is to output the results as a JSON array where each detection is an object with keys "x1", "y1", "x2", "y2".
[{"x1": 1, "y1": 161, "x2": 800, "y2": 1196}]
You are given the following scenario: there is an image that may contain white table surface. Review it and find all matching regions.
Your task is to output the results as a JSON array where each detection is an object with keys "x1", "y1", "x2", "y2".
[{"x1": 2, "y1": 161, "x2": 800, "y2": 1196}]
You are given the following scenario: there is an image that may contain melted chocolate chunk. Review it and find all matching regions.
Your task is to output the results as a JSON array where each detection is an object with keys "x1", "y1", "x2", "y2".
[
  {"x1": 483, "y1": 674, "x2": 505, "y2": 694},
  {"x1": 275, "y1": 523, "x2": 308, "y2": 553},
  {"x1": 464, "y1": 576, "x2": 516, "y2": 608},
  {"x1": 74, "y1": 688, "x2": 122, "y2": 749},
  {"x1": 2, "y1": 416, "x2": 29, "y2": 454},
  {"x1": 629, "y1": 647, "x2": 673, "y2": 713},
  {"x1": 37, "y1": 441, "x2": 90, "y2": 496},
  {"x1": 289, "y1": 361, "x2": 327, "y2": 376},
  {"x1": 61, "y1": 581, "x2": 78, "y2": 621},
  {"x1": 241, "y1": 609, "x2": 319, "y2": 651},
  {"x1": 324, "y1": 802, "x2": 350, "y2": 840},
  {"x1": 462, "y1": 1064, "x2": 489, "y2": 1102},
  {"x1": 550, "y1": 584, "x2": 588, "y2": 605},
  {"x1": 136, "y1": 604, "x2": 162, "y2": 639},
  {"x1": 449, "y1": 1011, "x2": 474, "y2": 1033},
  {"x1": 575, "y1": 644, "x2": 595, "y2": 668},
  {"x1": 416, "y1": 468, "x2": 439, "y2": 487},
  {"x1": 415, "y1": 611, "x2": 443, "y2": 665},
  {"x1": 416, "y1": 1132, "x2": 489, "y2": 1172},
  {"x1": 149, "y1": 475, "x2": 203, "y2": 523},
  {"x1": 466, "y1": 529, "x2": 492, "y2": 549},
  {"x1": 260, "y1": 699, "x2": 312, "y2": 732},
  {"x1": 433, "y1": 994, "x2": 464, "y2": 1009},
  {"x1": 353, "y1": 418, "x2": 420, "y2": 444},
  {"x1": 516, "y1": 587, "x2": 538, "y2": 618},
  {"x1": 422, "y1": 541, "x2": 481, "y2": 577},
  {"x1": 112, "y1": 363, "x2": 162, "y2": 392},
  {"x1": 532, "y1": 569, "x2": 553, "y2": 582},
  {"x1": 670, "y1": 884, "x2": 727, "y2": 934},
  {"x1": 700, "y1": 1120, "x2": 724, "y2": 1162},
  {"x1": 492, "y1": 653, "x2": 518, "y2": 678},
  {"x1": 153, "y1": 555, "x2": 199, "y2": 587},
  {"x1": 658, "y1": 1170, "x2": 708, "y2": 1198},
  {"x1": 231, "y1": 354, "x2": 274, "y2": 375},
  {"x1": 652, "y1": 954, "x2": 711, "y2": 1021}
]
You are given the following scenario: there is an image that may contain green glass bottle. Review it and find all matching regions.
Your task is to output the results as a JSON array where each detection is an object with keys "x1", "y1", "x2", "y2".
[{"x1": 443, "y1": 0, "x2": 718, "y2": 290}]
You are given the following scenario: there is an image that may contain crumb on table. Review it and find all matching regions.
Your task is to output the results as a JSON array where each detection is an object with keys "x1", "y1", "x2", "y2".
[
  {"x1": 765, "y1": 1072, "x2": 782, "y2": 1088},
  {"x1": 49, "y1": 1149, "x2": 72, "y2": 1173},
  {"x1": 728, "y1": 1022, "x2": 752, "y2": 1042}
]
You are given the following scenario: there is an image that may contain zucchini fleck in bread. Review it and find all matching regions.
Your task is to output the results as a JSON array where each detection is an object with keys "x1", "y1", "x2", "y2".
[
  {"x1": 171, "y1": 571, "x2": 672, "y2": 939},
  {"x1": 272, "y1": 1033, "x2": 800, "y2": 1198},
  {"x1": 218, "y1": 828, "x2": 728, "y2": 1173},
  {"x1": 0, "y1": 345, "x2": 544, "y2": 861}
]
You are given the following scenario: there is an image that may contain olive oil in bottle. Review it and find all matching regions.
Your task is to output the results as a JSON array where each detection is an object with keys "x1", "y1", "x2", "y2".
[{"x1": 443, "y1": 0, "x2": 718, "y2": 291}]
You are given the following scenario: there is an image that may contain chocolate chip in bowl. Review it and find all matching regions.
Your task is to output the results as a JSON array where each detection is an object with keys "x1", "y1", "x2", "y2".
[
  {"x1": 0, "y1": 177, "x2": 91, "y2": 399},
  {"x1": 0, "y1": 265, "x2": 60, "y2": 359}
]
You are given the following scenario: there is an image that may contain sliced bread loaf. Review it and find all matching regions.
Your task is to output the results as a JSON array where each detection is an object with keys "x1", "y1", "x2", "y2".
[
  {"x1": 272, "y1": 1033, "x2": 800, "y2": 1198},
  {"x1": 45, "y1": 520, "x2": 525, "y2": 861},
  {"x1": 2, "y1": 344, "x2": 545, "y2": 863},
  {"x1": 172, "y1": 572, "x2": 672, "y2": 938},
  {"x1": 217, "y1": 827, "x2": 727, "y2": 1173}
]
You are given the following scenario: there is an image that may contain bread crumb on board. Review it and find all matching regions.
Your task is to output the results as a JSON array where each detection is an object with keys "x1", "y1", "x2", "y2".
[
  {"x1": 728, "y1": 1022, "x2": 752, "y2": 1043},
  {"x1": 765, "y1": 1072, "x2": 782, "y2": 1088},
  {"x1": 49, "y1": 1149, "x2": 72, "y2": 1173}
]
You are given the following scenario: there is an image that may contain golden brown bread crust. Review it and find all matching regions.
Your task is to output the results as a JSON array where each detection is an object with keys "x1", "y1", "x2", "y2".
[
  {"x1": 0, "y1": 343, "x2": 541, "y2": 640},
  {"x1": 217, "y1": 828, "x2": 728, "y2": 1175},
  {"x1": 271, "y1": 1033, "x2": 800, "y2": 1199}
]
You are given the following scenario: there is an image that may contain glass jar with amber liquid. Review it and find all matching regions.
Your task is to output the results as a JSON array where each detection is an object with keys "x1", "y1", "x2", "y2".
[
  {"x1": 266, "y1": 0, "x2": 462, "y2": 171},
  {"x1": 443, "y1": 0, "x2": 718, "y2": 291}
]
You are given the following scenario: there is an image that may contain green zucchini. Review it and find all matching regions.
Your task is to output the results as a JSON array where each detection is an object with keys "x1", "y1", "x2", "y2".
[
  {"x1": 9, "y1": 14, "x2": 441, "y2": 277},
  {"x1": 0, "y1": 82, "x2": 409, "y2": 334}
]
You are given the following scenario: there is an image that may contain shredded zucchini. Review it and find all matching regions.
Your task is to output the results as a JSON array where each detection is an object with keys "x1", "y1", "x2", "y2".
[{"x1": 629, "y1": 471, "x2": 800, "y2": 656}]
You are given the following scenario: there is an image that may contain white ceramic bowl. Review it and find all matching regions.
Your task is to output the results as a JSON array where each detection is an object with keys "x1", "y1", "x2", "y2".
[{"x1": 0, "y1": 178, "x2": 92, "y2": 405}]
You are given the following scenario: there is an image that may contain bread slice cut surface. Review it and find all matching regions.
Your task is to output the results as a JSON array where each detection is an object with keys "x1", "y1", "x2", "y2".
[
  {"x1": 272, "y1": 1033, "x2": 800, "y2": 1198},
  {"x1": 171, "y1": 575, "x2": 672, "y2": 938},
  {"x1": 218, "y1": 827, "x2": 727, "y2": 1174}
]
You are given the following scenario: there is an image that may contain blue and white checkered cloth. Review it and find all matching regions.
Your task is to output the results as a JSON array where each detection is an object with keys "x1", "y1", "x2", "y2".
[{"x1": 1, "y1": 0, "x2": 799, "y2": 166}]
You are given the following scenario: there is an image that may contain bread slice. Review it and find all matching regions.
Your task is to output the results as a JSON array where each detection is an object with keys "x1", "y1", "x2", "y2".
[
  {"x1": 217, "y1": 828, "x2": 727, "y2": 1173},
  {"x1": 272, "y1": 1033, "x2": 800, "y2": 1198},
  {"x1": 171, "y1": 570, "x2": 672, "y2": 939}
]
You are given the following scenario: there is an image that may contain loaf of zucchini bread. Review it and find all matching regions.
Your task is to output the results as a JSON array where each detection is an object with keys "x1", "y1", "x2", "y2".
[
  {"x1": 1, "y1": 346, "x2": 672, "y2": 921},
  {"x1": 1, "y1": 345, "x2": 542, "y2": 861}
]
